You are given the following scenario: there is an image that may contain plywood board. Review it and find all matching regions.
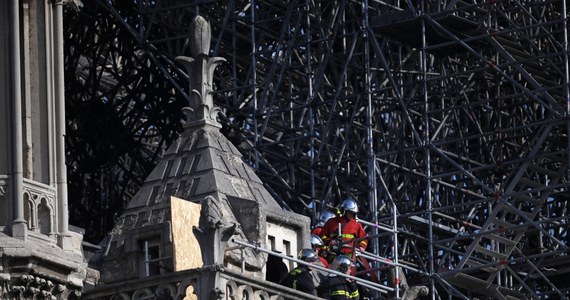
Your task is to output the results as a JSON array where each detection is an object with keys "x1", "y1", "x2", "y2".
[{"x1": 170, "y1": 196, "x2": 203, "y2": 271}]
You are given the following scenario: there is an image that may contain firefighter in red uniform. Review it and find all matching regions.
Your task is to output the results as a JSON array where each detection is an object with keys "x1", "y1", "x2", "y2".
[
  {"x1": 311, "y1": 210, "x2": 336, "y2": 236},
  {"x1": 311, "y1": 234, "x2": 330, "y2": 268},
  {"x1": 319, "y1": 198, "x2": 367, "y2": 263}
]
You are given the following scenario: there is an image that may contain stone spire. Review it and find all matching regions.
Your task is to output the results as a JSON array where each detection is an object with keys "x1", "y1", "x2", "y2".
[
  {"x1": 176, "y1": 16, "x2": 226, "y2": 128},
  {"x1": 92, "y1": 14, "x2": 310, "y2": 290}
]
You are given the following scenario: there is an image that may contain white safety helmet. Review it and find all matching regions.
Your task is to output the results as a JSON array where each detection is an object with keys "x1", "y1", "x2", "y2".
[
  {"x1": 311, "y1": 234, "x2": 324, "y2": 247},
  {"x1": 316, "y1": 210, "x2": 336, "y2": 227},
  {"x1": 340, "y1": 198, "x2": 358, "y2": 214},
  {"x1": 331, "y1": 255, "x2": 353, "y2": 272},
  {"x1": 298, "y1": 248, "x2": 319, "y2": 262}
]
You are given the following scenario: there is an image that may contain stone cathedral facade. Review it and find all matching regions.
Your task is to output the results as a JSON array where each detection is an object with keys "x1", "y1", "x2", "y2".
[{"x1": 1, "y1": 0, "x2": 90, "y2": 298}]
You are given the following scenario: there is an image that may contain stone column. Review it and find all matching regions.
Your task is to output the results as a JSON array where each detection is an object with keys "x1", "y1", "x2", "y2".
[
  {"x1": 9, "y1": 0, "x2": 27, "y2": 238},
  {"x1": 52, "y1": 0, "x2": 72, "y2": 248}
]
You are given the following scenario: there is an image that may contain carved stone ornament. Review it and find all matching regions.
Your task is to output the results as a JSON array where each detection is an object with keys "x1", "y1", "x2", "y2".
[
  {"x1": 198, "y1": 196, "x2": 233, "y2": 232},
  {"x1": 193, "y1": 196, "x2": 236, "y2": 265},
  {"x1": 189, "y1": 16, "x2": 211, "y2": 57},
  {"x1": 176, "y1": 15, "x2": 226, "y2": 128},
  {"x1": 0, "y1": 274, "x2": 80, "y2": 300}
]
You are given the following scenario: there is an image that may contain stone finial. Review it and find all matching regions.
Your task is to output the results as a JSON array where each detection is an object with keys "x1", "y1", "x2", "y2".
[
  {"x1": 189, "y1": 16, "x2": 211, "y2": 57},
  {"x1": 176, "y1": 16, "x2": 226, "y2": 128}
]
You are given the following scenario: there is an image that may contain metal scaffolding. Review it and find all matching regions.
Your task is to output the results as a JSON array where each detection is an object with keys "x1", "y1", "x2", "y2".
[{"x1": 93, "y1": 0, "x2": 569, "y2": 298}]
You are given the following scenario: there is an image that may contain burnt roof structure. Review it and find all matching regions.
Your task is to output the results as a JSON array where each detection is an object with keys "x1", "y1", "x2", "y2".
[{"x1": 70, "y1": 1, "x2": 570, "y2": 299}]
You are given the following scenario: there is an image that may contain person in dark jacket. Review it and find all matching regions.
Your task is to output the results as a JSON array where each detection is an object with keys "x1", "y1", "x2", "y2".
[
  {"x1": 318, "y1": 255, "x2": 360, "y2": 300},
  {"x1": 280, "y1": 249, "x2": 319, "y2": 296}
]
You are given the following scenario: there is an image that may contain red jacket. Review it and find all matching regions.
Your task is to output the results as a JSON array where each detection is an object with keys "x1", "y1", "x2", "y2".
[
  {"x1": 319, "y1": 216, "x2": 367, "y2": 253},
  {"x1": 311, "y1": 226, "x2": 324, "y2": 236}
]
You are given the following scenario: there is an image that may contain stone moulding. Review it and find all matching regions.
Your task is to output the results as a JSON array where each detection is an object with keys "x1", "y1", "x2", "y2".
[
  {"x1": 0, "y1": 274, "x2": 82, "y2": 299},
  {"x1": 82, "y1": 264, "x2": 325, "y2": 300}
]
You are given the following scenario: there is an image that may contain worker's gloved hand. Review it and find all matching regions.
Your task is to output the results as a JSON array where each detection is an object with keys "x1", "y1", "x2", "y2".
[
  {"x1": 328, "y1": 239, "x2": 341, "y2": 253},
  {"x1": 359, "y1": 246, "x2": 366, "y2": 253}
]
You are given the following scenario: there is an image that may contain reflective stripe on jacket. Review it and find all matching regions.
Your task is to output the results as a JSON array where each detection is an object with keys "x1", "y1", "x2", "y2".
[
  {"x1": 320, "y1": 216, "x2": 368, "y2": 251},
  {"x1": 280, "y1": 265, "x2": 317, "y2": 296},
  {"x1": 318, "y1": 274, "x2": 360, "y2": 300}
]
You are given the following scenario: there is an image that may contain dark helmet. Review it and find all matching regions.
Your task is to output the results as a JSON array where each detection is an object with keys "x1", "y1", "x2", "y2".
[
  {"x1": 298, "y1": 248, "x2": 319, "y2": 262},
  {"x1": 340, "y1": 198, "x2": 358, "y2": 214},
  {"x1": 316, "y1": 210, "x2": 336, "y2": 227},
  {"x1": 331, "y1": 255, "x2": 353, "y2": 272},
  {"x1": 311, "y1": 234, "x2": 324, "y2": 247}
]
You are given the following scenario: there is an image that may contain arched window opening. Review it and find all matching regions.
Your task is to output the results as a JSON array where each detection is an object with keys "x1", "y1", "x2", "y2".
[{"x1": 37, "y1": 199, "x2": 52, "y2": 235}]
